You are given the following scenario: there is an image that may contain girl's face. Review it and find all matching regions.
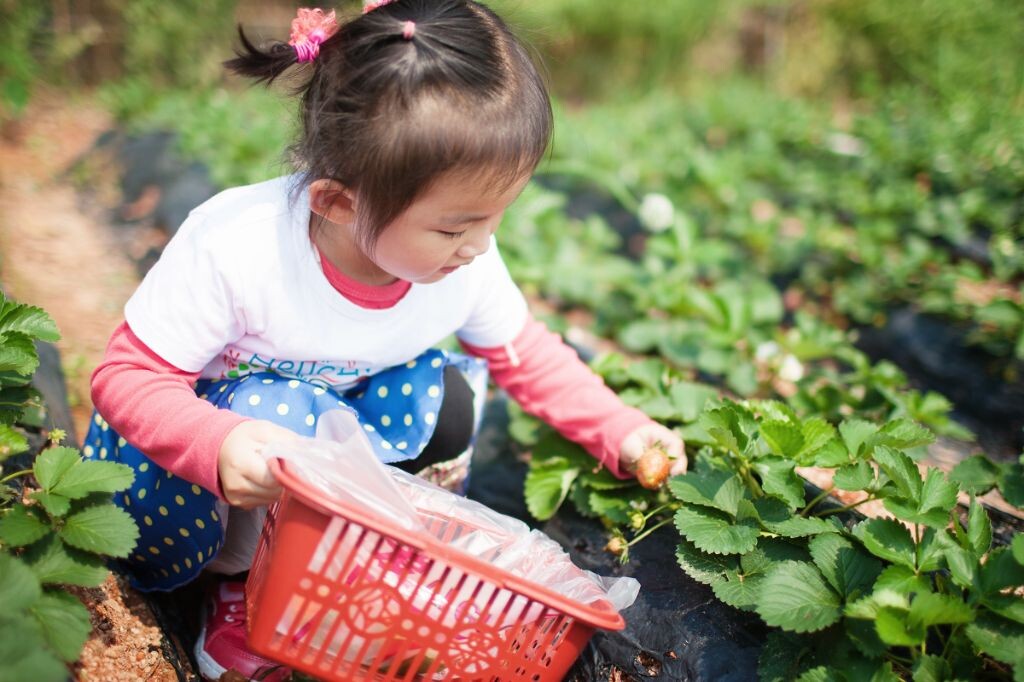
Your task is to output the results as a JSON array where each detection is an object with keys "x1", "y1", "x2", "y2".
[{"x1": 368, "y1": 171, "x2": 531, "y2": 284}]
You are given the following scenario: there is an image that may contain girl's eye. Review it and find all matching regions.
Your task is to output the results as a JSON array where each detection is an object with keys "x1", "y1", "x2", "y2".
[{"x1": 440, "y1": 230, "x2": 466, "y2": 240}]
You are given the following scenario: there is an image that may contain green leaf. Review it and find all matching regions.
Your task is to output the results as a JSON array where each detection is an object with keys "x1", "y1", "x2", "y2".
[
  {"x1": 949, "y1": 455, "x2": 1001, "y2": 496},
  {"x1": 712, "y1": 573, "x2": 762, "y2": 611},
  {"x1": 883, "y1": 499, "x2": 950, "y2": 529},
  {"x1": 798, "y1": 418, "x2": 838, "y2": 463},
  {"x1": 58, "y1": 504, "x2": 139, "y2": 558},
  {"x1": 0, "y1": 552, "x2": 41, "y2": 611},
  {"x1": 586, "y1": 490, "x2": 632, "y2": 525},
  {"x1": 876, "y1": 606, "x2": 925, "y2": 646},
  {"x1": 674, "y1": 504, "x2": 760, "y2": 555},
  {"x1": 909, "y1": 592, "x2": 973, "y2": 629},
  {"x1": 0, "y1": 424, "x2": 29, "y2": 459},
  {"x1": 759, "y1": 630, "x2": 816, "y2": 682},
  {"x1": 29, "y1": 591, "x2": 91, "y2": 662},
  {"x1": 668, "y1": 465, "x2": 747, "y2": 516},
  {"x1": 23, "y1": 535, "x2": 110, "y2": 586},
  {"x1": 668, "y1": 381, "x2": 718, "y2": 422},
  {"x1": 834, "y1": 461, "x2": 874, "y2": 491},
  {"x1": 809, "y1": 533, "x2": 882, "y2": 599},
  {"x1": 912, "y1": 655, "x2": 951, "y2": 682},
  {"x1": 675, "y1": 537, "x2": 740, "y2": 585},
  {"x1": 760, "y1": 421, "x2": 804, "y2": 459},
  {"x1": 741, "y1": 537, "x2": 810, "y2": 575},
  {"x1": 999, "y1": 463, "x2": 1024, "y2": 507},
  {"x1": 0, "y1": 618, "x2": 67, "y2": 682},
  {"x1": 853, "y1": 519, "x2": 916, "y2": 568},
  {"x1": 980, "y1": 547, "x2": 1024, "y2": 594},
  {"x1": 967, "y1": 498, "x2": 992, "y2": 557},
  {"x1": 872, "y1": 446, "x2": 922, "y2": 502},
  {"x1": 874, "y1": 565, "x2": 931, "y2": 595},
  {"x1": 49, "y1": 459, "x2": 135, "y2": 499},
  {"x1": 808, "y1": 439, "x2": 850, "y2": 469},
  {"x1": 524, "y1": 457, "x2": 580, "y2": 521},
  {"x1": 764, "y1": 515, "x2": 839, "y2": 538},
  {"x1": 28, "y1": 491, "x2": 70, "y2": 517},
  {"x1": 839, "y1": 419, "x2": 878, "y2": 459},
  {"x1": 871, "y1": 419, "x2": 934, "y2": 451},
  {"x1": 0, "y1": 296, "x2": 60, "y2": 343},
  {"x1": 935, "y1": 529, "x2": 977, "y2": 588},
  {"x1": 700, "y1": 402, "x2": 755, "y2": 455},
  {"x1": 0, "y1": 504, "x2": 51, "y2": 547},
  {"x1": 0, "y1": 332, "x2": 39, "y2": 377},
  {"x1": 754, "y1": 561, "x2": 841, "y2": 633},
  {"x1": 753, "y1": 457, "x2": 806, "y2": 510},
  {"x1": 966, "y1": 613, "x2": 1024, "y2": 671},
  {"x1": 1013, "y1": 534, "x2": 1024, "y2": 565},
  {"x1": 32, "y1": 446, "x2": 81, "y2": 493},
  {"x1": 983, "y1": 593, "x2": 1024, "y2": 625},
  {"x1": 919, "y1": 469, "x2": 958, "y2": 513}
]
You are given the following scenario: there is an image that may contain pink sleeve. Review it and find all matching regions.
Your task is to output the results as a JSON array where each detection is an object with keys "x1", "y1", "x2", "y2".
[
  {"x1": 461, "y1": 315, "x2": 650, "y2": 479},
  {"x1": 90, "y1": 322, "x2": 248, "y2": 498}
]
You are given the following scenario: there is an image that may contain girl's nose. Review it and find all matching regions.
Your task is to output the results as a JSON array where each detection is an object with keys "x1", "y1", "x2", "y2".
[{"x1": 457, "y1": 229, "x2": 491, "y2": 258}]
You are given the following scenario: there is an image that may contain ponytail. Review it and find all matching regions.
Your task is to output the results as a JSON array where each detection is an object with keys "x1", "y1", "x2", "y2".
[{"x1": 223, "y1": 26, "x2": 302, "y2": 86}]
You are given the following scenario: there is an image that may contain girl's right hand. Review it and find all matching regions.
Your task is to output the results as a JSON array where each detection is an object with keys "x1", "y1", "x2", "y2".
[{"x1": 218, "y1": 419, "x2": 299, "y2": 509}]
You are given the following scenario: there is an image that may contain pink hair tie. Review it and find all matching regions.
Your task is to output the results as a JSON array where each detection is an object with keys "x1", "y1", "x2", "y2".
[
  {"x1": 402, "y1": 20, "x2": 416, "y2": 40},
  {"x1": 363, "y1": 0, "x2": 395, "y2": 12},
  {"x1": 289, "y1": 8, "x2": 339, "y2": 63}
]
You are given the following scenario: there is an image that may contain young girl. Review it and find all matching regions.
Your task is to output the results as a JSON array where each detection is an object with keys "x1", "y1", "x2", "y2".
[{"x1": 86, "y1": 1, "x2": 685, "y2": 679}]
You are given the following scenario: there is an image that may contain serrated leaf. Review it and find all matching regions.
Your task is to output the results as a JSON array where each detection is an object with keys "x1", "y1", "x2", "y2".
[
  {"x1": 795, "y1": 667, "x2": 833, "y2": 682},
  {"x1": 873, "y1": 446, "x2": 922, "y2": 502},
  {"x1": 754, "y1": 457, "x2": 806, "y2": 510},
  {"x1": 668, "y1": 466, "x2": 746, "y2": 516},
  {"x1": 674, "y1": 504, "x2": 760, "y2": 555},
  {"x1": 845, "y1": 619, "x2": 888, "y2": 660},
  {"x1": 0, "y1": 296, "x2": 60, "y2": 342},
  {"x1": 755, "y1": 561, "x2": 841, "y2": 633},
  {"x1": 764, "y1": 515, "x2": 839, "y2": 538},
  {"x1": 846, "y1": 589, "x2": 910, "y2": 619},
  {"x1": 1013, "y1": 534, "x2": 1024, "y2": 565},
  {"x1": 967, "y1": 498, "x2": 992, "y2": 557},
  {"x1": 919, "y1": 469, "x2": 958, "y2": 514},
  {"x1": 700, "y1": 403, "x2": 755, "y2": 454},
  {"x1": 22, "y1": 535, "x2": 109, "y2": 586},
  {"x1": 980, "y1": 547, "x2": 1024, "y2": 594},
  {"x1": 524, "y1": 457, "x2": 580, "y2": 521},
  {"x1": 912, "y1": 654, "x2": 951, "y2": 682},
  {"x1": 871, "y1": 419, "x2": 934, "y2": 451},
  {"x1": 876, "y1": 606, "x2": 925, "y2": 646},
  {"x1": 741, "y1": 537, "x2": 809, "y2": 575},
  {"x1": 0, "y1": 552, "x2": 42, "y2": 611},
  {"x1": 712, "y1": 573, "x2": 762, "y2": 611},
  {"x1": 949, "y1": 455, "x2": 1001, "y2": 496},
  {"x1": 675, "y1": 537, "x2": 740, "y2": 585},
  {"x1": 882, "y1": 498, "x2": 949, "y2": 529},
  {"x1": 758, "y1": 630, "x2": 815, "y2": 682},
  {"x1": 839, "y1": 419, "x2": 878, "y2": 459},
  {"x1": 809, "y1": 533, "x2": 882, "y2": 599},
  {"x1": 668, "y1": 381, "x2": 718, "y2": 422},
  {"x1": 28, "y1": 491, "x2": 70, "y2": 517},
  {"x1": 760, "y1": 421, "x2": 804, "y2": 459},
  {"x1": 798, "y1": 418, "x2": 838, "y2": 463},
  {"x1": 966, "y1": 613, "x2": 1024, "y2": 670},
  {"x1": 983, "y1": 593, "x2": 1024, "y2": 625},
  {"x1": 808, "y1": 439, "x2": 850, "y2": 469},
  {"x1": 999, "y1": 463, "x2": 1024, "y2": 507},
  {"x1": 0, "y1": 617, "x2": 66, "y2": 682},
  {"x1": 586, "y1": 490, "x2": 632, "y2": 524},
  {"x1": 909, "y1": 592, "x2": 973, "y2": 629},
  {"x1": 32, "y1": 446, "x2": 81, "y2": 493},
  {"x1": 58, "y1": 504, "x2": 139, "y2": 557},
  {"x1": 29, "y1": 591, "x2": 91, "y2": 662},
  {"x1": 853, "y1": 519, "x2": 916, "y2": 568},
  {"x1": 0, "y1": 504, "x2": 51, "y2": 546},
  {"x1": 874, "y1": 565, "x2": 931, "y2": 595},
  {"x1": 834, "y1": 461, "x2": 874, "y2": 491},
  {"x1": 0, "y1": 332, "x2": 39, "y2": 377},
  {"x1": 50, "y1": 459, "x2": 135, "y2": 499},
  {"x1": 0, "y1": 424, "x2": 29, "y2": 459},
  {"x1": 935, "y1": 529, "x2": 977, "y2": 588}
]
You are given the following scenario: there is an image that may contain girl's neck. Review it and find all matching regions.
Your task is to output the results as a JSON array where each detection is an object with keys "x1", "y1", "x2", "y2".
[{"x1": 308, "y1": 213, "x2": 398, "y2": 287}]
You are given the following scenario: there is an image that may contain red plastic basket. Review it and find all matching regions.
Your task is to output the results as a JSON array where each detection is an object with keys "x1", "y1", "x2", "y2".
[{"x1": 245, "y1": 459, "x2": 625, "y2": 681}]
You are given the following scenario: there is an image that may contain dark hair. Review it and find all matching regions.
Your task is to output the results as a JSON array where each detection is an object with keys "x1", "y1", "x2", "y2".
[{"x1": 225, "y1": 0, "x2": 552, "y2": 249}]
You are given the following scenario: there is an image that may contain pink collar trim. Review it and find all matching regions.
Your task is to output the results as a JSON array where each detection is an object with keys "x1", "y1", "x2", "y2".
[{"x1": 317, "y1": 249, "x2": 411, "y2": 310}]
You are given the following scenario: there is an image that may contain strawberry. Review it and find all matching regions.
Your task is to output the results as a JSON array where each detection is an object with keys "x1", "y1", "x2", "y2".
[{"x1": 636, "y1": 446, "x2": 671, "y2": 490}]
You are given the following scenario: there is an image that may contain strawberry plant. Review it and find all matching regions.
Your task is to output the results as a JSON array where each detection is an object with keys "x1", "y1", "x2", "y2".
[{"x1": 0, "y1": 293, "x2": 139, "y2": 681}]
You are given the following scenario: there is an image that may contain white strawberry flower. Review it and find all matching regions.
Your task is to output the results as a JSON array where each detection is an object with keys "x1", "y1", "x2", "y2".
[
  {"x1": 638, "y1": 193, "x2": 675, "y2": 233},
  {"x1": 778, "y1": 354, "x2": 805, "y2": 383}
]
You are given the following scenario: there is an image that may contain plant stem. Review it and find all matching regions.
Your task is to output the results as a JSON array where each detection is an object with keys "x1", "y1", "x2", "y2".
[
  {"x1": 628, "y1": 516, "x2": 675, "y2": 546},
  {"x1": 800, "y1": 485, "x2": 835, "y2": 517},
  {"x1": 643, "y1": 501, "x2": 678, "y2": 523},
  {"x1": 815, "y1": 495, "x2": 875, "y2": 517},
  {"x1": 0, "y1": 468, "x2": 32, "y2": 484}
]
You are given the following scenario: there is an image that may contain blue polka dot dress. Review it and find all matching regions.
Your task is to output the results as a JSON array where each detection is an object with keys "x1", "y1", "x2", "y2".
[{"x1": 83, "y1": 349, "x2": 487, "y2": 592}]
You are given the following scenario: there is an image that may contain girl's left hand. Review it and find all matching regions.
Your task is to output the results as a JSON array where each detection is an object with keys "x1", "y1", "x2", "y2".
[{"x1": 618, "y1": 422, "x2": 687, "y2": 480}]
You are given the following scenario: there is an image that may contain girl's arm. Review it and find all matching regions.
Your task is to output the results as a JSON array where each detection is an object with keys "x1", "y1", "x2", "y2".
[
  {"x1": 90, "y1": 322, "x2": 248, "y2": 498},
  {"x1": 461, "y1": 314, "x2": 677, "y2": 479}
]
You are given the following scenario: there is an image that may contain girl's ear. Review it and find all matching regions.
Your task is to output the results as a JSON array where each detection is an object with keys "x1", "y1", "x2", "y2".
[{"x1": 309, "y1": 179, "x2": 356, "y2": 224}]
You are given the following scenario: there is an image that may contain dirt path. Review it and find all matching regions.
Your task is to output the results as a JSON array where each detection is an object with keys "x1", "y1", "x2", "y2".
[{"x1": 0, "y1": 88, "x2": 141, "y2": 440}]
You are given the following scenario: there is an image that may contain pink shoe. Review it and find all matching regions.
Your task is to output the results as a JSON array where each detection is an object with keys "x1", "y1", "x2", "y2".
[{"x1": 194, "y1": 580, "x2": 292, "y2": 681}]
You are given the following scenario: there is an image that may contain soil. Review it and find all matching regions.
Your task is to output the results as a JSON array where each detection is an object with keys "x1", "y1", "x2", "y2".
[{"x1": 0, "y1": 89, "x2": 184, "y2": 681}]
